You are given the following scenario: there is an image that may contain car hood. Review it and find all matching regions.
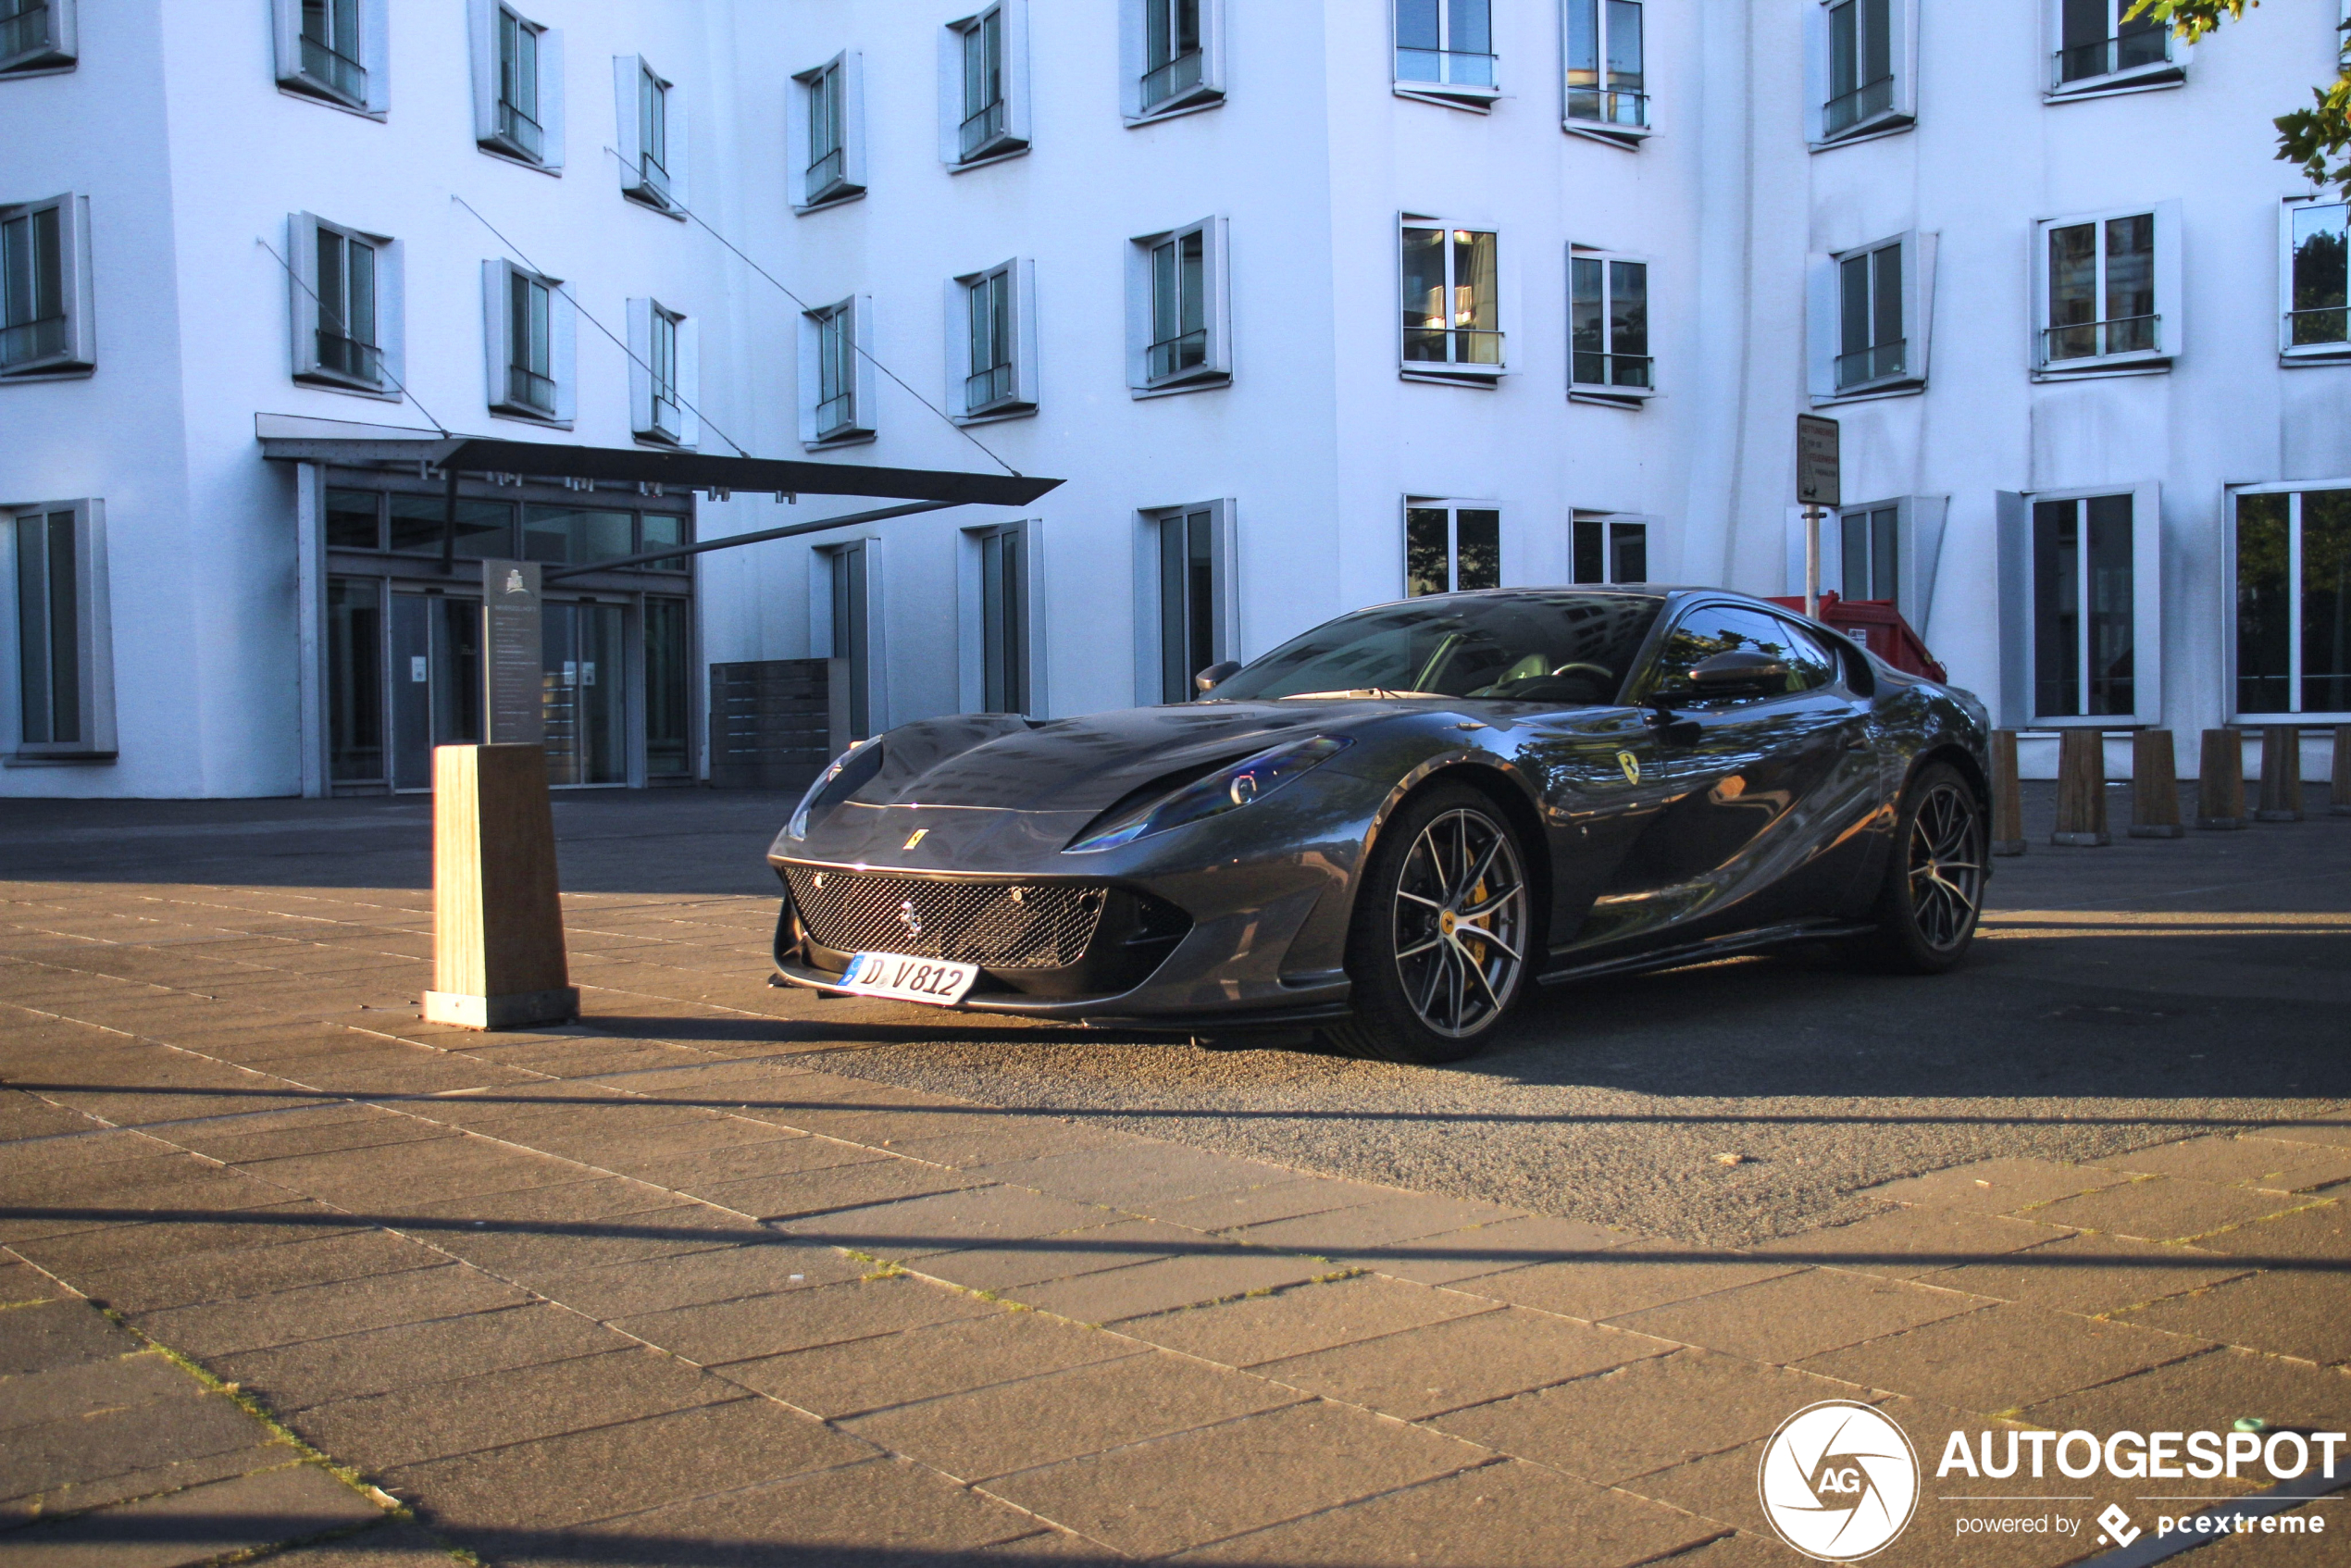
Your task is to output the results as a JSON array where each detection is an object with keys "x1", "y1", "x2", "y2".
[{"x1": 842, "y1": 702, "x2": 1433, "y2": 815}]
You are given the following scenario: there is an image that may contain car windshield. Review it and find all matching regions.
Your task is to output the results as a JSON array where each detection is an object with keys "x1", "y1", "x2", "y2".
[{"x1": 1212, "y1": 591, "x2": 1663, "y2": 706}]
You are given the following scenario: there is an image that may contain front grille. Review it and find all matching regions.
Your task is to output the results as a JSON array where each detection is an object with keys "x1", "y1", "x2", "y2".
[{"x1": 785, "y1": 868, "x2": 1108, "y2": 970}]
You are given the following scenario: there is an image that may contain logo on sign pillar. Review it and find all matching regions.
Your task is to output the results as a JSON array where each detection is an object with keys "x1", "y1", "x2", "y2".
[
  {"x1": 504, "y1": 567, "x2": 528, "y2": 595},
  {"x1": 1757, "y1": 1401, "x2": 1918, "y2": 1562}
]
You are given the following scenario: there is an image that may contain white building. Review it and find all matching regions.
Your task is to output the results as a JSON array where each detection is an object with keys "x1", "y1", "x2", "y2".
[{"x1": 3, "y1": 0, "x2": 2345, "y2": 799}]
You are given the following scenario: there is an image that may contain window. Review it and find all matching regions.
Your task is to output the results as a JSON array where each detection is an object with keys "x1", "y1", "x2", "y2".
[
  {"x1": 8, "y1": 500, "x2": 114, "y2": 760},
  {"x1": 0, "y1": 194, "x2": 92, "y2": 380},
  {"x1": 1127, "y1": 0, "x2": 1221, "y2": 119},
  {"x1": 2034, "y1": 203, "x2": 2176, "y2": 373},
  {"x1": 616, "y1": 56, "x2": 685, "y2": 212},
  {"x1": 1128, "y1": 218, "x2": 1230, "y2": 393},
  {"x1": 1134, "y1": 502, "x2": 1233, "y2": 703},
  {"x1": 1573, "y1": 512, "x2": 1648, "y2": 584},
  {"x1": 1401, "y1": 219, "x2": 1502, "y2": 380},
  {"x1": 1809, "y1": 0, "x2": 1913, "y2": 146},
  {"x1": 645, "y1": 597, "x2": 692, "y2": 777},
  {"x1": 2233, "y1": 484, "x2": 2351, "y2": 718},
  {"x1": 1840, "y1": 502, "x2": 1901, "y2": 603},
  {"x1": 290, "y1": 214, "x2": 400, "y2": 396},
  {"x1": 326, "y1": 578, "x2": 381, "y2": 781},
  {"x1": 0, "y1": 0, "x2": 74, "y2": 75},
  {"x1": 820, "y1": 541, "x2": 878, "y2": 740},
  {"x1": 1785, "y1": 495, "x2": 1947, "y2": 629},
  {"x1": 1406, "y1": 501, "x2": 1500, "y2": 597},
  {"x1": 2051, "y1": 0, "x2": 2176, "y2": 94},
  {"x1": 481, "y1": 259, "x2": 575, "y2": 424},
  {"x1": 1396, "y1": 0, "x2": 1497, "y2": 108},
  {"x1": 952, "y1": 258, "x2": 1036, "y2": 420},
  {"x1": 273, "y1": 0, "x2": 384, "y2": 113},
  {"x1": 1564, "y1": 0, "x2": 1647, "y2": 140},
  {"x1": 1995, "y1": 484, "x2": 2162, "y2": 728},
  {"x1": 800, "y1": 296, "x2": 875, "y2": 445},
  {"x1": 792, "y1": 53, "x2": 865, "y2": 210},
  {"x1": 943, "y1": 2, "x2": 1029, "y2": 168},
  {"x1": 1640, "y1": 604, "x2": 1837, "y2": 705},
  {"x1": 1809, "y1": 231, "x2": 1933, "y2": 400},
  {"x1": 2282, "y1": 196, "x2": 2349, "y2": 359},
  {"x1": 469, "y1": 1, "x2": 563, "y2": 169},
  {"x1": 628, "y1": 298, "x2": 698, "y2": 447},
  {"x1": 961, "y1": 523, "x2": 1035, "y2": 715},
  {"x1": 1569, "y1": 249, "x2": 1651, "y2": 400},
  {"x1": 389, "y1": 494, "x2": 512, "y2": 557}
]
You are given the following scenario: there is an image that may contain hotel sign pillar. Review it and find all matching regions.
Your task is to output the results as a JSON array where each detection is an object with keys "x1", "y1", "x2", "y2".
[{"x1": 420, "y1": 561, "x2": 578, "y2": 1029}]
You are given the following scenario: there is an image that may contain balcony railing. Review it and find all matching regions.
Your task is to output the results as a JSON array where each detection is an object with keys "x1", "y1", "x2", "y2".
[
  {"x1": 1396, "y1": 48, "x2": 1497, "y2": 89},
  {"x1": 964, "y1": 361, "x2": 1015, "y2": 410},
  {"x1": 1823, "y1": 73, "x2": 1894, "y2": 135},
  {"x1": 1147, "y1": 328, "x2": 1208, "y2": 381},
  {"x1": 814, "y1": 392, "x2": 857, "y2": 440},
  {"x1": 1573, "y1": 350, "x2": 1654, "y2": 390},
  {"x1": 2042, "y1": 314, "x2": 2160, "y2": 364},
  {"x1": 959, "y1": 97, "x2": 1008, "y2": 160},
  {"x1": 1402, "y1": 325, "x2": 1504, "y2": 367},
  {"x1": 1140, "y1": 49, "x2": 1205, "y2": 110},
  {"x1": 2286, "y1": 305, "x2": 2348, "y2": 346},
  {"x1": 2053, "y1": 31, "x2": 2170, "y2": 87},
  {"x1": 1567, "y1": 86, "x2": 1648, "y2": 129},
  {"x1": 805, "y1": 145, "x2": 846, "y2": 201},
  {"x1": 496, "y1": 98, "x2": 543, "y2": 159},
  {"x1": 0, "y1": 313, "x2": 66, "y2": 368},
  {"x1": 0, "y1": 3, "x2": 49, "y2": 61},
  {"x1": 507, "y1": 363, "x2": 556, "y2": 413},
  {"x1": 1835, "y1": 339, "x2": 1907, "y2": 390},
  {"x1": 316, "y1": 331, "x2": 381, "y2": 383},
  {"x1": 299, "y1": 32, "x2": 367, "y2": 102}
]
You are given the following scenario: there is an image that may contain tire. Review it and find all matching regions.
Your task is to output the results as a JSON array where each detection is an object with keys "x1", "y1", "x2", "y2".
[
  {"x1": 1322, "y1": 784, "x2": 1535, "y2": 1064},
  {"x1": 1854, "y1": 761, "x2": 1986, "y2": 974}
]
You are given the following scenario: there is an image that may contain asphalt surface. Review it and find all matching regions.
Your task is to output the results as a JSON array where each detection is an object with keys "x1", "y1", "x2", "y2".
[{"x1": 3, "y1": 779, "x2": 2345, "y2": 1247}]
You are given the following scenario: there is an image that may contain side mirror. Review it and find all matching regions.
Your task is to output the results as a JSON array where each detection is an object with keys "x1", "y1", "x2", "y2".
[
  {"x1": 1193, "y1": 660, "x2": 1241, "y2": 694},
  {"x1": 1686, "y1": 650, "x2": 1790, "y2": 698}
]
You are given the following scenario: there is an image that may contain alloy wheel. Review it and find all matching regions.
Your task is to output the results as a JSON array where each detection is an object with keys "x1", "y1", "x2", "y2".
[
  {"x1": 1907, "y1": 780, "x2": 1984, "y2": 951},
  {"x1": 1390, "y1": 806, "x2": 1528, "y2": 1039}
]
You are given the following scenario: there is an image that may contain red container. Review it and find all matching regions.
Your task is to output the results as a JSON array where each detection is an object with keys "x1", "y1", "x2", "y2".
[{"x1": 1764, "y1": 591, "x2": 1947, "y2": 682}]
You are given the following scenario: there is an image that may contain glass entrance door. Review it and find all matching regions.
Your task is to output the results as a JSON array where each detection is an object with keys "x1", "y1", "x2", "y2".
[
  {"x1": 542, "y1": 601, "x2": 627, "y2": 785},
  {"x1": 390, "y1": 593, "x2": 482, "y2": 790}
]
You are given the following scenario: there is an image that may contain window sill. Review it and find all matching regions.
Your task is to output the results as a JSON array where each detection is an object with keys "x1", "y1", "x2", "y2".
[
  {"x1": 1131, "y1": 372, "x2": 1229, "y2": 400},
  {"x1": 2281, "y1": 346, "x2": 2351, "y2": 367},
  {"x1": 2030, "y1": 355, "x2": 2171, "y2": 382},
  {"x1": 952, "y1": 141, "x2": 1030, "y2": 173},
  {"x1": 1569, "y1": 385, "x2": 1655, "y2": 407},
  {"x1": 1812, "y1": 377, "x2": 1924, "y2": 406},
  {"x1": 1563, "y1": 119, "x2": 1651, "y2": 149},
  {"x1": 6, "y1": 751, "x2": 117, "y2": 767},
  {"x1": 1810, "y1": 113, "x2": 1913, "y2": 152},
  {"x1": 478, "y1": 141, "x2": 562, "y2": 176},
  {"x1": 1393, "y1": 84, "x2": 1499, "y2": 114},
  {"x1": 489, "y1": 403, "x2": 574, "y2": 429},
  {"x1": 1399, "y1": 364, "x2": 1504, "y2": 387},
  {"x1": 277, "y1": 77, "x2": 384, "y2": 119},
  {"x1": 954, "y1": 400, "x2": 1037, "y2": 425},
  {"x1": 806, "y1": 429, "x2": 877, "y2": 448},
  {"x1": 0, "y1": 53, "x2": 77, "y2": 77},
  {"x1": 1126, "y1": 86, "x2": 1224, "y2": 126},
  {"x1": 793, "y1": 182, "x2": 866, "y2": 215},
  {"x1": 2045, "y1": 65, "x2": 2183, "y2": 103},
  {"x1": 634, "y1": 429, "x2": 693, "y2": 451},
  {"x1": 294, "y1": 370, "x2": 400, "y2": 402},
  {"x1": 623, "y1": 186, "x2": 687, "y2": 220},
  {"x1": 0, "y1": 359, "x2": 95, "y2": 382}
]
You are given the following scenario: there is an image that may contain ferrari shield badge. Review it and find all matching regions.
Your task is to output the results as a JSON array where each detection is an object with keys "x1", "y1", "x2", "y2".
[
  {"x1": 903, "y1": 829, "x2": 928, "y2": 850},
  {"x1": 1616, "y1": 751, "x2": 1641, "y2": 784}
]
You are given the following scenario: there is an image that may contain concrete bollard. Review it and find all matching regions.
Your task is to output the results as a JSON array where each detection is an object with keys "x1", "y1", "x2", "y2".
[
  {"x1": 422, "y1": 743, "x2": 578, "y2": 1030},
  {"x1": 2129, "y1": 729, "x2": 2184, "y2": 838},
  {"x1": 2256, "y1": 726, "x2": 2304, "y2": 823},
  {"x1": 2051, "y1": 729, "x2": 2110, "y2": 847},
  {"x1": 2335, "y1": 728, "x2": 2351, "y2": 816},
  {"x1": 1990, "y1": 729, "x2": 2026, "y2": 856},
  {"x1": 2196, "y1": 728, "x2": 2247, "y2": 830}
]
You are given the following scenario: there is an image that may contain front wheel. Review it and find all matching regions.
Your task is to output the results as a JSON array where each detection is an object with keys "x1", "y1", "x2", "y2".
[
  {"x1": 1323, "y1": 786, "x2": 1534, "y2": 1064},
  {"x1": 1855, "y1": 761, "x2": 1985, "y2": 974}
]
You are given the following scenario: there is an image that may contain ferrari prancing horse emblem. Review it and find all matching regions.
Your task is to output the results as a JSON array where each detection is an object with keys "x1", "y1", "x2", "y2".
[
  {"x1": 903, "y1": 829, "x2": 928, "y2": 850},
  {"x1": 1616, "y1": 751, "x2": 1641, "y2": 784}
]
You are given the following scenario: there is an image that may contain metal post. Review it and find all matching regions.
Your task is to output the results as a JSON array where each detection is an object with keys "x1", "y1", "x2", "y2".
[{"x1": 1803, "y1": 504, "x2": 1823, "y2": 621}]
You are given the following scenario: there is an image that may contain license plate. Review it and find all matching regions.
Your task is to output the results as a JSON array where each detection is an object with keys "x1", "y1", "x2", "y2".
[{"x1": 839, "y1": 952, "x2": 979, "y2": 1007}]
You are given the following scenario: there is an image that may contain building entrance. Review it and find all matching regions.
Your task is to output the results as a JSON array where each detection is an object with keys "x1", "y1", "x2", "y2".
[{"x1": 389, "y1": 592, "x2": 481, "y2": 790}]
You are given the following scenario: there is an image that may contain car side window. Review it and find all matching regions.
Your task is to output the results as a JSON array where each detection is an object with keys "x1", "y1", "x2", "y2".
[{"x1": 1638, "y1": 605, "x2": 1827, "y2": 707}]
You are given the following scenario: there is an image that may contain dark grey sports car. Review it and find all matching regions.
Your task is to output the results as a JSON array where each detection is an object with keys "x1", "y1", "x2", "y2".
[{"x1": 768, "y1": 587, "x2": 1991, "y2": 1063}]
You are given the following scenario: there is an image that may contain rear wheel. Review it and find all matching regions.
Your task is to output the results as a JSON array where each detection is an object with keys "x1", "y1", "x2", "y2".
[
  {"x1": 1856, "y1": 761, "x2": 1985, "y2": 973},
  {"x1": 1323, "y1": 786, "x2": 1533, "y2": 1064}
]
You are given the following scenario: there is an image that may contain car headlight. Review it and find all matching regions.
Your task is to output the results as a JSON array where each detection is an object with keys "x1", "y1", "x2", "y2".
[
  {"x1": 1064, "y1": 736, "x2": 1352, "y2": 853},
  {"x1": 786, "y1": 737, "x2": 883, "y2": 840}
]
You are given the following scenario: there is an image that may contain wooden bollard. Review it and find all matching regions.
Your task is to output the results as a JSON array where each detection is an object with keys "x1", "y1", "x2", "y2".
[
  {"x1": 2051, "y1": 729, "x2": 2109, "y2": 847},
  {"x1": 1990, "y1": 729, "x2": 2026, "y2": 856},
  {"x1": 2196, "y1": 728, "x2": 2246, "y2": 830},
  {"x1": 2128, "y1": 729, "x2": 2183, "y2": 838},
  {"x1": 422, "y1": 743, "x2": 578, "y2": 1030},
  {"x1": 2256, "y1": 726, "x2": 2304, "y2": 822},
  {"x1": 2334, "y1": 728, "x2": 2351, "y2": 816}
]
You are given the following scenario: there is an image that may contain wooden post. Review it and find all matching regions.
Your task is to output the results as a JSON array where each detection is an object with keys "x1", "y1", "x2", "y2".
[
  {"x1": 2256, "y1": 726, "x2": 2304, "y2": 822},
  {"x1": 2196, "y1": 728, "x2": 2246, "y2": 830},
  {"x1": 2050, "y1": 729, "x2": 2109, "y2": 846},
  {"x1": 422, "y1": 743, "x2": 578, "y2": 1030},
  {"x1": 2128, "y1": 729, "x2": 2183, "y2": 839},
  {"x1": 2334, "y1": 727, "x2": 2351, "y2": 816},
  {"x1": 1990, "y1": 729, "x2": 2026, "y2": 856}
]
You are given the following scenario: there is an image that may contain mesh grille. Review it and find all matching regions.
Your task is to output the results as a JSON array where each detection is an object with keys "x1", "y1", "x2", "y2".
[{"x1": 785, "y1": 868, "x2": 1109, "y2": 970}]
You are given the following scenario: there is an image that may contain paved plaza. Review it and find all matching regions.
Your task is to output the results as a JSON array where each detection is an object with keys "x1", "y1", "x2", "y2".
[{"x1": 1, "y1": 784, "x2": 2345, "y2": 1566}]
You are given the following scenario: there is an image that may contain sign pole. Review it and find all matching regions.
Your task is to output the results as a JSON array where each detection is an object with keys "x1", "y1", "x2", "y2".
[
  {"x1": 1794, "y1": 415, "x2": 1841, "y2": 624},
  {"x1": 1804, "y1": 504, "x2": 1822, "y2": 622}
]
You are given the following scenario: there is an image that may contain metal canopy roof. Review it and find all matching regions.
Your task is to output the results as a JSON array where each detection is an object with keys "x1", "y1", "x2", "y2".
[{"x1": 254, "y1": 414, "x2": 1060, "y2": 508}]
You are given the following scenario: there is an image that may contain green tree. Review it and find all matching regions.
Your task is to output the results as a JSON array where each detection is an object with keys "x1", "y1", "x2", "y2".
[{"x1": 2127, "y1": 1, "x2": 2351, "y2": 194}]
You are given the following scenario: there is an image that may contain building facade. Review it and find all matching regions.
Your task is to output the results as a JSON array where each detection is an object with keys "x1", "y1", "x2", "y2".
[{"x1": 3, "y1": 0, "x2": 2345, "y2": 798}]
